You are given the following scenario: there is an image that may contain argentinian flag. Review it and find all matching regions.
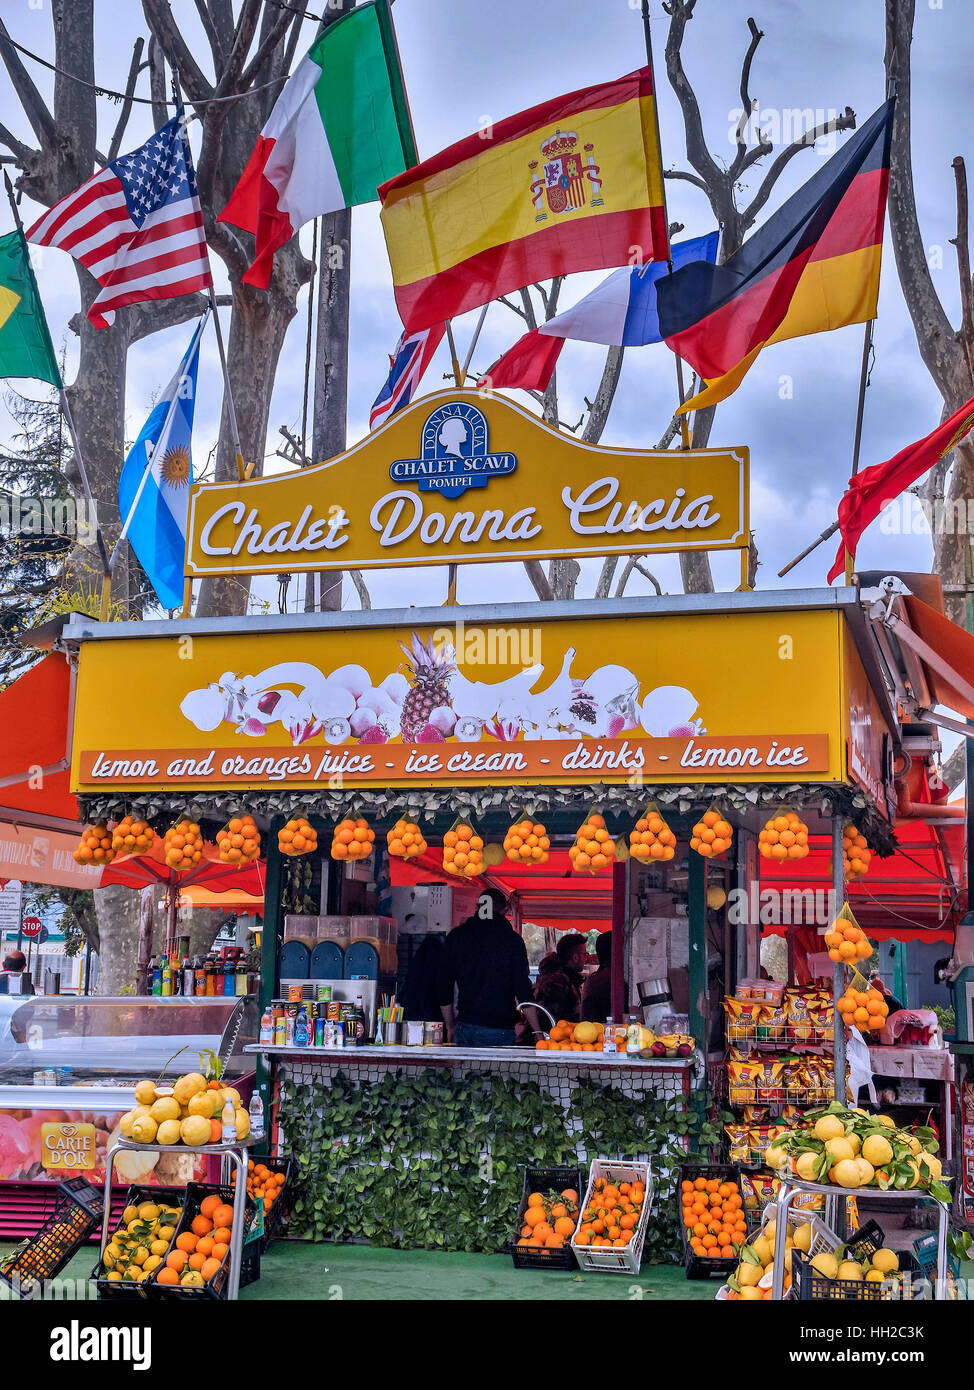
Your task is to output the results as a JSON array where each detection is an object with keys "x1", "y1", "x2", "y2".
[{"x1": 118, "y1": 314, "x2": 207, "y2": 610}]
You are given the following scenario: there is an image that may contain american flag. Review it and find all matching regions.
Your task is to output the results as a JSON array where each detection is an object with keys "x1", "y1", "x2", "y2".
[
  {"x1": 370, "y1": 322, "x2": 445, "y2": 430},
  {"x1": 27, "y1": 116, "x2": 212, "y2": 330}
]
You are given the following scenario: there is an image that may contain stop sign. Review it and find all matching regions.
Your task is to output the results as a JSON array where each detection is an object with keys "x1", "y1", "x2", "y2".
[{"x1": 21, "y1": 916, "x2": 43, "y2": 938}]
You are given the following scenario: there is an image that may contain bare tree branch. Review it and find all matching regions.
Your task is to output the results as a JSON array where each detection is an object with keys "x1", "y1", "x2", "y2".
[
  {"x1": 662, "y1": 0, "x2": 723, "y2": 192},
  {"x1": 0, "y1": 17, "x2": 56, "y2": 150},
  {"x1": 615, "y1": 556, "x2": 662, "y2": 597},
  {"x1": 147, "y1": 35, "x2": 169, "y2": 128},
  {"x1": 141, "y1": 0, "x2": 213, "y2": 101},
  {"x1": 523, "y1": 560, "x2": 555, "y2": 601},
  {"x1": 122, "y1": 291, "x2": 211, "y2": 344},
  {"x1": 238, "y1": 3, "x2": 298, "y2": 90},
  {"x1": 348, "y1": 569, "x2": 371, "y2": 609},
  {"x1": 193, "y1": 0, "x2": 227, "y2": 67},
  {"x1": 0, "y1": 122, "x2": 34, "y2": 166},
  {"x1": 215, "y1": 0, "x2": 262, "y2": 97},
  {"x1": 107, "y1": 39, "x2": 146, "y2": 164},
  {"x1": 497, "y1": 295, "x2": 529, "y2": 322},
  {"x1": 950, "y1": 156, "x2": 974, "y2": 388},
  {"x1": 663, "y1": 167, "x2": 709, "y2": 194},
  {"x1": 742, "y1": 108, "x2": 857, "y2": 232},
  {"x1": 728, "y1": 18, "x2": 768, "y2": 180}
]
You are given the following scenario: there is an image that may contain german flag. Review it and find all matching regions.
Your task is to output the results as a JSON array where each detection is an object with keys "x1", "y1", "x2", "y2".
[
  {"x1": 657, "y1": 100, "x2": 895, "y2": 414},
  {"x1": 379, "y1": 69, "x2": 669, "y2": 335}
]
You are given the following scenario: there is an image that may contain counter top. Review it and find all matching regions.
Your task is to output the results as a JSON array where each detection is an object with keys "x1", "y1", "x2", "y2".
[{"x1": 245, "y1": 1043, "x2": 694, "y2": 1069}]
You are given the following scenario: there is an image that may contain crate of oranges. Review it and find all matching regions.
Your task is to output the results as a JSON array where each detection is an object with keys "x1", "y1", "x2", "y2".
[
  {"x1": 232, "y1": 1154, "x2": 290, "y2": 1250},
  {"x1": 570, "y1": 1160, "x2": 652, "y2": 1274},
  {"x1": 679, "y1": 1165, "x2": 749, "y2": 1279},
  {"x1": 148, "y1": 1182, "x2": 255, "y2": 1299},
  {"x1": 510, "y1": 1165, "x2": 583, "y2": 1270}
]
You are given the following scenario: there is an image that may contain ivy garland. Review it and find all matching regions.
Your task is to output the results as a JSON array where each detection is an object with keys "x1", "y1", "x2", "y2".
[
  {"x1": 277, "y1": 1067, "x2": 731, "y2": 1262},
  {"x1": 79, "y1": 780, "x2": 894, "y2": 855}
]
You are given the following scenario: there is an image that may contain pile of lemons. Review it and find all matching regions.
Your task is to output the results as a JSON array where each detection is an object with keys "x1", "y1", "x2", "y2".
[
  {"x1": 119, "y1": 1073, "x2": 250, "y2": 1148},
  {"x1": 763, "y1": 1103, "x2": 944, "y2": 1194},
  {"x1": 101, "y1": 1199, "x2": 182, "y2": 1285}
]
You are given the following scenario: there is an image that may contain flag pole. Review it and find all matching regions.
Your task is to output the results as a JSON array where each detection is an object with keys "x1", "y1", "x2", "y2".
[
  {"x1": 640, "y1": 0, "x2": 690, "y2": 449},
  {"x1": 2, "y1": 171, "x2": 114, "y2": 606},
  {"x1": 171, "y1": 69, "x2": 249, "y2": 483},
  {"x1": 843, "y1": 317, "x2": 875, "y2": 581},
  {"x1": 109, "y1": 309, "x2": 210, "y2": 569}
]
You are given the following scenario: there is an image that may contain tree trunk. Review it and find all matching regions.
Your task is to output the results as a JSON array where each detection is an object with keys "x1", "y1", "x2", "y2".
[
  {"x1": 93, "y1": 884, "x2": 143, "y2": 995},
  {"x1": 309, "y1": 207, "x2": 351, "y2": 613}
]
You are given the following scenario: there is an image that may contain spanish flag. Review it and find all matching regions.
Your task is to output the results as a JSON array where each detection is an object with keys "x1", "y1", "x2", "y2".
[
  {"x1": 657, "y1": 100, "x2": 895, "y2": 414},
  {"x1": 379, "y1": 69, "x2": 669, "y2": 335}
]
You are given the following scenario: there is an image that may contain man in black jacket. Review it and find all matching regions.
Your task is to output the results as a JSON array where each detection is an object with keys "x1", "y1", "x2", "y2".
[{"x1": 439, "y1": 888, "x2": 540, "y2": 1047}]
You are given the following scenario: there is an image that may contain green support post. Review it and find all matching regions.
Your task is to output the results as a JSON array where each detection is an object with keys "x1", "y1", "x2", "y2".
[
  {"x1": 688, "y1": 848, "x2": 708, "y2": 1055},
  {"x1": 256, "y1": 816, "x2": 285, "y2": 1115}
]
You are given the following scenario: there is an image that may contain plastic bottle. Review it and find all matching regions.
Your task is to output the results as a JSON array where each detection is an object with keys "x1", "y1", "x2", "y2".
[
  {"x1": 259, "y1": 1007, "x2": 273, "y2": 1045},
  {"x1": 248, "y1": 1092, "x2": 265, "y2": 1143},
  {"x1": 160, "y1": 954, "x2": 172, "y2": 996},
  {"x1": 603, "y1": 1017, "x2": 615, "y2": 1053},
  {"x1": 151, "y1": 956, "x2": 162, "y2": 996},
  {"x1": 221, "y1": 1096, "x2": 237, "y2": 1144},
  {"x1": 294, "y1": 1005, "x2": 309, "y2": 1047},
  {"x1": 626, "y1": 1013, "x2": 641, "y2": 1056}
]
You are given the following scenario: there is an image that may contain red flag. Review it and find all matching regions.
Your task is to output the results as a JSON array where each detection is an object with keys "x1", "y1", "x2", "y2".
[
  {"x1": 828, "y1": 393, "x2": 974, "y2": 582},
  {"x1": 477, "y1": 329, "x2": 564, "y2": 393}
]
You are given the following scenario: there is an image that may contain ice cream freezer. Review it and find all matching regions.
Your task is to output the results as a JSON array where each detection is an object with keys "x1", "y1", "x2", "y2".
[{"x1": 0, "y1": 995, "x2": 257, "y2": 1238}]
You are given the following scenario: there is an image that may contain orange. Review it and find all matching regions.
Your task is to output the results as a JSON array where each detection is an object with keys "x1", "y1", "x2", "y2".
[
  {"x1": 166, "y1": 1250, "x2": 188, "y2": 1271},
  {"x1": 527, "y1": 1193, "x2": 544, "y2": 1208},
  {"x1": 553, "y1": 1216, "x2": 575, "y2": 1237},
  {"x1": 201, "y1": 1257, "x2": 222, "y2": 1281},
  {"x1": 191, "y1": 1215, "x2": 212, "y2": 1237},
  {"x1": 199, "y1": 1195, "x2": 221, "y2": 1219},
  {"x1": 211, "y1": 1226, "x2": 232, "y2": 1245},
  {"x1": 524, "y1": 1205, "x2": 545, "y2": 1227},
  {"x1": 188, "y1": 1251, "x2": 206, "y2": 1271},
  {"x1": 196, "y1": 1237, "x2": 214, "y2": 1258},
  {"x1": 212, "y1": 1204, "x2": 234, "y2": 1229},
  {"x1": 156, "y1": 1267, "x2": 179, "y2": 1285},
  {"x1": 175, "y1": 1232, "x2": 197, "y2": 1253},
  {"x1": 533, "y1": 1222, "x2": 553, "y2": 1240},
  {"x1": 211, "y1": 1242, "x2": 229, "y2": 1262}
]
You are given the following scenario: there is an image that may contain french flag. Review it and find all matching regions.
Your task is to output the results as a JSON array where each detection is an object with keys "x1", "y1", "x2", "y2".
[
  {"x1": 370, "y1": 323, "x2": 445, "y2": 430},
  {"x1": 479, "y1": 232, "x2": 719, "y2": 393}
]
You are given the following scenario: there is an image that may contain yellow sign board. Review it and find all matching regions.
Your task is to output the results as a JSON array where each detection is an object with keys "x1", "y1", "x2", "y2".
[
  {"x1": 40, "y1": 1122, "x2": 97, "y2": 1171},
  {"x1": 185, "y1": 390, "x2": 749, "y2": 577},
  {"x1": 72, "y1": 608, "x2": 847, "y2": 792}
]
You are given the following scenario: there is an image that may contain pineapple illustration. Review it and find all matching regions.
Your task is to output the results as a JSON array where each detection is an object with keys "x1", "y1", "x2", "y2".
[{"x1": 399, "y1": 632, "x2": 455, "y2": 740}]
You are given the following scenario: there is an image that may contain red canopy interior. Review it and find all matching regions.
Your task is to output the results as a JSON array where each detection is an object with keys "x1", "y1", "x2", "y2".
[
  {"x1": 760, "y1": 822, "x2": 963, "y2": 943},
  {"x1": 0, "y1": 654, "x2": 78, "y2": 825},
  {"x1": 389, "y1": 848, "x2": 612, "y2": 931},
  {"x1": 100, "y1": 839, "x2": 265, "y2": 897}
]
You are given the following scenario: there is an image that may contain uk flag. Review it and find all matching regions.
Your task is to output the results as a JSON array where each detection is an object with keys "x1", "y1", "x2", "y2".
[{"x1": 370, "y1": 322, "x2": 445, "y2": 430}]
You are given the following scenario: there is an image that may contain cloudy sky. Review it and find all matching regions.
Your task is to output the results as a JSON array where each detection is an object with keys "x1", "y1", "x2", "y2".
[{"x1": 1, "y1": 0, "x2": 970, "y2": 610}]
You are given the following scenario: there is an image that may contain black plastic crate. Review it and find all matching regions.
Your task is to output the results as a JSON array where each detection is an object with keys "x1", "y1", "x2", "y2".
[
  {"x1": 0, "y1": 1178, "x2": 103, "y2": 1298},
  {"x1": 147, "y1": 1181, "x2": 256, "y2": 1301},
  {"x1": 90, "y1": 1186, "x2": 186, "y2": 1301},
  {"x1": 234, "y1": 1152, "x2": 292, "y2": 1251},
  {"x1": 793, "y1": 1225, "x2": 928, "y2": 1301},
  {"x1": 679, "y1": 1163, "x2": 747, "y2": 1280},
  {"x1": 509, "y1": 1165, "x2": 583, "y2": 1272}
]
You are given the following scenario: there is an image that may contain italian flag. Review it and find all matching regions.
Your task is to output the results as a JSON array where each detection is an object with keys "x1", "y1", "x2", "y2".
[{"x1": 219, "y1": 1, "x2": 414, "y2": 289}]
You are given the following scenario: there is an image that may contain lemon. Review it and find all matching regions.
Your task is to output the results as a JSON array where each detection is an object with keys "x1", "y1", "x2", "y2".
[
  {"x1": 106, "y1": 1271, "x2": 123, "y2": 1282},
  {"x1": 855, "y1": 1158, "x2": 875, "y2": 1187},
  {"x1": 846, "y1": 1133, "x2": 861, "y2": 1156},
  {"x1": 918, "y1": 1153, "x2": 942, "y2": 1182},
  {"x1": 738, "y1": 1262, "x2": 763, "y2": 1287},
  {"x1": 876, "y1": 1114, "x2": 896, "y2": 1128},
  {"x1": 122, "y1": 1205, "x2": 139, "y2": 1224},
  {"x1": 149, "y1": 1239, "x2": 169, "y2": 1256},
  {"x1": 143, "y1": 1255, "x2": 162, "y2": 1273},
  {"x1": 157, "y1": 1225, "x2": 175, "y2": 1243},
  {"x1": 156, "y1": 1119, "x2": 182, "y2": 1146},
  {"x1": 763, "y1": 1144, "x2": 789, "y2": 1172},
  {"x1": 222, "y1": 1086, "x2": 241, "y2": 1109},
  {"x1": 180, "y1": 1113, "x2": 212, "y2": 1146},
  {"x1": 813, "y1": 1114, "x2": 846, "y2": 1142},
  {"x1": 133, "y1": 1079, "x2": 157, "y2": 1106},
  {"x1": 810, "y1": 1251, "x2": 839, "y2": 1278},
  {"x1": 825, "y1": 1136, "x2": 855, "y2": 1163},
  {"x1": 172, "y1": 1072, "x2": 207, "y2": 1106},
  {"x1": 187, "y1": 1090, "x2": 217, "y2": 1118},
  {"x1": 792, "y1": 1221, "x2": 813, "y2": 1253},
  {"x1": 137, "y1": 1203, "x2": 160, "y2": 1222},
  {"x1": 118, "y1": 1111, "x2": 138, "y2": 1138},
  {"x1": 795, "y1": 1152, "x2": 820, "y2": 1182},
  {"x1": 130, "y1": 1246, "x2": 149, "y2": 1267},
  {"x1": 865, "y1": 1269, "x2": 885, "y2": 1282},
  {"x1": 764, "y1": 1219, "x2": 777, "y2": 1244},
  {"x1": 180, "y1": 1270, "x2": 204, "y2": 1286},
  {"x1": 837, "y1": 1260, "x2": 864, "y2": 1281},
  {"x1": 751, "y1": 1235, "x2": 772, "y2": 1265},
  {"x1": 150, "y1": 1096, "x2": 180, "y2": 1124},
  {"x1": 123, "y1": 1265, "x2": 141, "y2": 1281},
  {"x1": 130, "y1": 1114, "x2": 158, "y2": 1144},
  {"x1": 739, "y1": 1285, "x2": 763, "y2": 1300},
  {"x1": 871, "y1": 1247, "x2": 899, "y2": 1274},
  {"x1": 861, "y1": 1134, "x2": 893, "y2": 1167},
  {"x1": 234, "y1": 1107, "x2": 250, "y2": 1141},
  {"x1": 830, "y1": 1158, "x2": 861, "y2": 1188},
  {"x1": 102, "y1": 1248, "x2": 116, "y2": 1270}
]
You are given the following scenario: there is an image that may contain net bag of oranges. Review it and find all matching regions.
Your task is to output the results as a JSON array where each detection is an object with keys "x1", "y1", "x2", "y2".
[
  {"x1": 330, "y1": 816, "x2": 375, "y2": 861},
  {"x1": 386, "y1": 817, "x2": 427, "y2": 860},
  {"x1": 824, "y1": 905, "x2": 872, "y2": 965},
  {"x1": 503, "y1": 813, "x2": 550, "y2": 865},
  {"x1": 758, "y1": 808, "x2": 810, "y2": 862},
  {"x1": 216, "y1": 814, "x2": 260, "y2": 864},
  {"x1": 569, "y1": 808, "x2": 615, "y2": 873},
  {"x1": 843, "y1": 822, "x2": 873, "y2": 880},
  {"x1": 837, "y1": 981, "x2": 889, "y2": 1033},
  {"x1": 73, "y1": 821, "x2": 115, "y2": 866},
  {"x1": 442, "y1": 818, "x2": 484, "y2": 878},
  {"x1": 278, "y1": 816, "x2": 317, "y2": 857},
  {"x1": 164, "y1": 820, "x2": 203, "y2": 871},
  {"x1": 111, "y1": 816, "x2": 155, "y2": 855},
  {"x1": 690, "y1": 807, "x2": 733, "y2": 859},
  {"x1": 629, "y1": 804, "x2": 676, "y2": 862}
]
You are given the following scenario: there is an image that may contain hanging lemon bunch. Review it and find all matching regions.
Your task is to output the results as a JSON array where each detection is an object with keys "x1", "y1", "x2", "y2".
[
  {"x1": 110, "y1": 816, "x2": 155, "y2": 856},
  {"x1": 442, "y1": 819, "x2": 485, "y2": 878},
  {"x1": 331, "y1": 817, "x2": 375, "y2": 862},
  {"x1": 278, "y1": 816, "x2": 318, "y2": 857},
  {"x1": 843, "y1": 823, "x2": 872, "y2": 880},
  {"x1": 690, "y1": 808, "x2": 733, "y2": 859},
  {"x1": 216, "y1": 814, "x2": 261, "y2": 864},
  {"x1": 386, "y1": 818, "x2": 427, "y2": 860},
  {"x1": 73, "y1": 822, "x2": 115, "y2": 866},
  {"x1": 629, "y1": 806, "x2": 676, "y2": 862},
  {"x1": 569, "y1": 809, "x2": 615, "y2": 873},
  {"x1": 164, "y1": 820, "x2": 203, "y2": 871},
  {"x1": 758, "y1": 809, "x2": 810, "y2": 861},
  {"x1": 503, "y1": 817, "x2": 550, "y2": 865}
]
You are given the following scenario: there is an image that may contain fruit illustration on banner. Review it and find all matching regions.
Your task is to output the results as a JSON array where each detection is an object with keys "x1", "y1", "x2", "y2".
[
  {"x1": 442, "y1": 820, "x2": 484, "y2": 878},
  {"x1": 690, "y1": 808, "x2": 733, "y2": 859},
  {"x1": 399, "y1": 632, "x2": 455, "y2": 742},
  {"x1": 111, "y1": 816, "x2": 155, "y2": 855},
  {"x1": 164, "y1": 820, "x2": 203, "y2": 871},
  {"x1": 73, "y1": 822, "x2": 115, "y2": 865},
  {"x1": 386, "y1": 818, "x2": 428, "y2": 860},
  {"x1": 569, "y1": 810, "x2": 615, "y2": 873},
  {"x1": 503, "y1": 817, "x2": 550, "y2": 864},
  {"x1": 629, "y1": 806, "x2": 676, "y2": 862},
  {"x1": 278, "y1": 816, "x2": 318, "y2": 857},
  {"x1": 758, "y1": 809, "x2": 810, "y2": 861},
  {"x1": 331, "y1": 817, "x2": 375, "y2": 861},
  {"x1": 843, "y1": 823, "x2": 872, "y2": 879},
  {"x1": 216, "y1": 813, "x2": 260, "y2": 864}
]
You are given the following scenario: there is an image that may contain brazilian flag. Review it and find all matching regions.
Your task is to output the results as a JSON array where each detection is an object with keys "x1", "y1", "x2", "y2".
[{"x1": 0, "y1": 229, "x2": 60, "y2": 387}]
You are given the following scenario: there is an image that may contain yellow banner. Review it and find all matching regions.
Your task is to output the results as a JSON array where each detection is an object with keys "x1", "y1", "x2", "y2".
[
  {"x1": 40, "y1": 1122, "x2": 97, "y2": 1171},
  {"x1": 186, "y1": 391, "x2": 749, "y2": 578},
  {"x1": 72, "y1": 608, "x2": 847, "y2": 792}
]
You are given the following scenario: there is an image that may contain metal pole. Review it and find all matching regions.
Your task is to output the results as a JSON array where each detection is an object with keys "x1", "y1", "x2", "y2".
[
  {"x1": 831, "y1": 816, "x2": 847, "y2": 1102},
  {"x1": 610, "y1": 858, "x2": 627, "y2": 1024},
  {"x1": 844, "y1": 320, "x2": 875, "y2": 582}
]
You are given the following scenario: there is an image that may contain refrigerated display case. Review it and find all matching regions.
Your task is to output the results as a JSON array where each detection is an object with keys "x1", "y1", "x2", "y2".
[{"x1": 0, "y1": 996, "x2": 257, "y2": 1237}]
